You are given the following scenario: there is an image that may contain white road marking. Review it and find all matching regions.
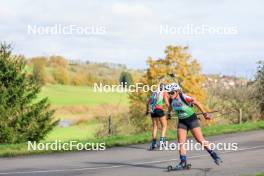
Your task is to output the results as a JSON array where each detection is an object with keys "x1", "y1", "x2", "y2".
[{"x1": 0, "y1": 145, "x2": 264, "y2": 175}]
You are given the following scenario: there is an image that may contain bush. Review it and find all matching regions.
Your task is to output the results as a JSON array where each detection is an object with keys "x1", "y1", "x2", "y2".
[
  {"x1": 128, "y1": 91, "x2": 151, "y2": 133},
  {"x1": 207, "y1": 84, "x2": 258, "y2": 123},
  {"x1": 95, "y1": 112, "x2": 137, "y2": 137}
]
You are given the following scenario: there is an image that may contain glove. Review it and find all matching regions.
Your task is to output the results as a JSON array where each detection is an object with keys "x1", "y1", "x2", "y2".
[
  {"x1": 203, "y1": 112, "x2": 211, "y2": 120},
  {"x1": 146, "y1": 110, "x2": 150, "y2": 116},
  {"x1": 167, "y1": 112, "x2": 172, "y2": 120}
]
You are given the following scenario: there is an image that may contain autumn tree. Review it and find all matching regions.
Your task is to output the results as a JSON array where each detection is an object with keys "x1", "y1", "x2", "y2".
[
  {"x1": 30, "y1": 57, "x2": 48, "y2": 85},
  {"x1": 30, "y1": 56, "x2": 48, "y2": 66},
  {"x1": 49, "y1": 56, "x2": 70, "y2": 84},
  {"x1": 145, "y1": 46, "x2": 206, "y2": 103},
  {"x1": 48, "y1": 55, "x2": 68, "y2": 67},
  {"x1": 129, "y1": 46, "x2": 207, "y2": 132},
  {"x1": 53, "y1": 66, "x2": 69, "y2": 84}
]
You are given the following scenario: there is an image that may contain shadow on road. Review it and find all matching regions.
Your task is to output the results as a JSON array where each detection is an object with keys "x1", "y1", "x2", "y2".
[
  {"x1": 120, "y1": 145, "x2": 148, "y2": 150},
  {"x1": 189, "y1": 167, "x2": 212, "y2": 175},
  {"x1": 86, "y1": 161, "x2": 213, "y2": 175},
  {"x1": 86, "y1": 161, "x2": 164, "y2": 170}
]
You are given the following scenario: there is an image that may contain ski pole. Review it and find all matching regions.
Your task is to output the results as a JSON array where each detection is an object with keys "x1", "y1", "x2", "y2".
[
  {"x1": 167, "y1": 110, "x2": 237, "y2": 120},
  {"x1": 196, "y1": 110, "x2": 221, "y2": 116}
]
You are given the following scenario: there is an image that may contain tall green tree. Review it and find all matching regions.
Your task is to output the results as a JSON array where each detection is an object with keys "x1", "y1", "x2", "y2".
[
  {"x1": 255, "y1": 61, "x2": 264, "y2": 116},
  {"x1": 119, "y1": 71, "x2": 133, "y2": 86},
  {"x1": 0, "y1": 43, "x2": 57, "y2": 143}
]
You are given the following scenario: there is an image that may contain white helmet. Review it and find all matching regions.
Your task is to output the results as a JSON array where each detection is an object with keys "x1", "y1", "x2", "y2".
[{"x1": 165, "y1": 83, "x2": 181, "y2": 92}]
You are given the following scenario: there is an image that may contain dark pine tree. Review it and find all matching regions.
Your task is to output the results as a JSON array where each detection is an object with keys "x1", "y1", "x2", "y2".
[
  {"x1": 119, "y1": 71, "x2": 133, "y2": 87},
  {"x1": 0, "y1": 43, "x2": 58, "y2": 143},
  {"x1": 255, "y1": 61, "x2": 264, "y2": 116}
]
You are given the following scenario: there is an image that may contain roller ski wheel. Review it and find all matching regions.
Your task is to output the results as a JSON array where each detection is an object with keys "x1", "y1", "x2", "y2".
[
  {"x1": 167, "y1": 165, "x2": 173, "y2": 172},
  {"x1": 186, "y1": 163, "x2": 192, "y2": 169},
  {"x1": 167, "y1": 163, "x2": 192, "y2": 172}
]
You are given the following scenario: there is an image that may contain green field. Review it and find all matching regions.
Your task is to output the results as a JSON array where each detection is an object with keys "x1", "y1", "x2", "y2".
[
  {"x1": 37, "y1": 85, "x2": 128, "y2": 142},
  {"x1": 45, "y1": 120, "x2": 99, "y2": 142},
  {"x1": 39, "y1": 85, "x2": 128, "y2": 106}
]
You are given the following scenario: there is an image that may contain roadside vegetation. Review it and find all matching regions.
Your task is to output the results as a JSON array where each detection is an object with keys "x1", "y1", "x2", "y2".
[
  {"x1": 0, "y1": 120, "x2": 264, "y2": 157},
  {"x1": 256, "y1": 173, "x2": 264, "y2": 176}
]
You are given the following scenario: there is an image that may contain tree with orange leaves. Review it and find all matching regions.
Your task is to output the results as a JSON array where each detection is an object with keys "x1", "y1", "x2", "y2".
[{"x1": 129, "y1": 45, "x2": 207, "y2": 132}]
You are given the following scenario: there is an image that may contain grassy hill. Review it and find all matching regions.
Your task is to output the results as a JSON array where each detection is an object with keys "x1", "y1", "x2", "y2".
[{"x1": 28, "y1": 56, "x2": 144, "y2": 86}]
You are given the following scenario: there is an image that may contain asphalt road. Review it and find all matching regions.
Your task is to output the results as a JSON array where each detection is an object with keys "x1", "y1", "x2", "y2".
[{"x1": 0, "y1": 130, "x2": 264, "y2": 176}]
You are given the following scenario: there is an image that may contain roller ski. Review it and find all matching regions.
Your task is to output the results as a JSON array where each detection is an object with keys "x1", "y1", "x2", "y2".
[
  {"x1": 167, "y1": 161, "x2": 192, "y2": 172},
  {"x1": 159, "y1": 137, "x2": 167, "y2": 149},
  {"x1": 210, "y1": 151, "x2": 223, "y2": 165},
  {"x1": 148, "y1": 143, "x2": 158, "y2": 151},
  {"x1": 148, "y1": 137, "x2": 167, "y2": 151},
  {"x1": 147, "y1": 139, "x2": 158, "y2": 151}
]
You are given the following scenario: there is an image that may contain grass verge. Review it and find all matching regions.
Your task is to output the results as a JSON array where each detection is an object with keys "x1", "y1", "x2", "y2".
[
  {"x1": 1, "y1": 120, "x2": 264, "y2": 157},
  {"x1": 256, "y1": 173, "x2": 264, "y2": 176}
]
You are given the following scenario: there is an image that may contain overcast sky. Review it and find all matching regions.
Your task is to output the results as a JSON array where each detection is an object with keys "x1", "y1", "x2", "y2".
[{"x1": 1, "y1": 0, "x2": 264, "y2": 78}]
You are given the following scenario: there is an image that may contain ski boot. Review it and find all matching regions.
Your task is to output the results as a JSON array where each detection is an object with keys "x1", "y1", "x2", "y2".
[{"x1": 148, "y1": 143, "x2": 158, "y2": 150}]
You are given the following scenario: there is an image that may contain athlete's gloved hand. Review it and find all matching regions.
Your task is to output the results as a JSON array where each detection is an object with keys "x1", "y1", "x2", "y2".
[
  {"x1": 167, "y1": 112, "x2": 172, "y2": 120},
  {"x1": 203, "y1": 112, "x2": 211, "y2": 120},
  {"x1": 145, "y1": 110, "x2": 150, "y2": 116}
]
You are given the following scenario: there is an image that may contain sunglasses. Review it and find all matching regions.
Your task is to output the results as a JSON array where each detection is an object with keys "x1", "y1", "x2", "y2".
[{"x1": 169, "y1": 91, "x2": 175, "y2": 95}]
